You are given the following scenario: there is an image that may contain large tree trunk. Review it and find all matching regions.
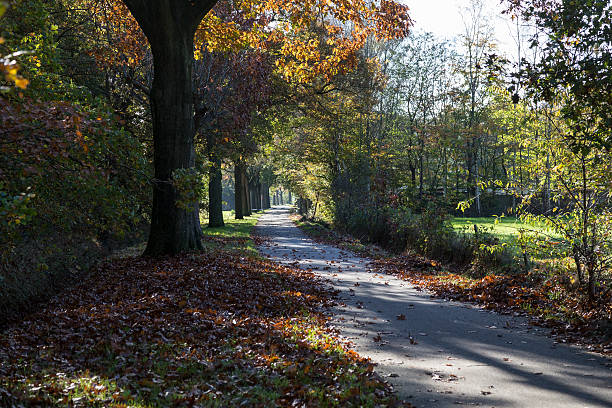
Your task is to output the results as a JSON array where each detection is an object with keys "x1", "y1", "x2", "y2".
[
  {"x1": 144, "y1": 18, "x2": 201, "y2": 255},
  {"x1": 234, "y1": 161, "x2": 244, "y2": 219},
  {"x1": 208, "y1": 156, "x2": 224, "y2": 228},
  {"x1": 123, "y1": 0, "x2": 218, "y2": 256}
]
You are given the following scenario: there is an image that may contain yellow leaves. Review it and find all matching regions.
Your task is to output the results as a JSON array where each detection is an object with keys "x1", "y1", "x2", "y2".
[
  {"x1": 28, "y1": 55, "x2": 41, "y2": 68},
  {"x1": 194, "y1": 10, "x2": 268, "y2": 55},
  {"x1": 1, "y1": 59, "x2": 29, "y2": 90},
  {"x1": 193, "y1": 0, "x2": 410, "y2": 84},
  {"x1": 14, "y1": 77, "x2": 29, "y2": 89}
]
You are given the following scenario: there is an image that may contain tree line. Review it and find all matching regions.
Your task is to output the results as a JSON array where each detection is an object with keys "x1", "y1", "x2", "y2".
[{"x1": 1, "y1": 0, "x2": 610, "y2": 318}]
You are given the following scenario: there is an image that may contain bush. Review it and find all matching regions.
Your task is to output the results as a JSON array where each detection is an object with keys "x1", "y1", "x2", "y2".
[
  {"x1": 0, "y1": 98, "x2": 151, "y2": 324},
  {"x1": 335, "y1": 201, "x2": 514, "y2": 274}
]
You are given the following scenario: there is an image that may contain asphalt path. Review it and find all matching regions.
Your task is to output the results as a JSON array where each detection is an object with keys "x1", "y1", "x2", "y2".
[{"x1": 255, "y1": 206, "x2": 612, "y2": 408}]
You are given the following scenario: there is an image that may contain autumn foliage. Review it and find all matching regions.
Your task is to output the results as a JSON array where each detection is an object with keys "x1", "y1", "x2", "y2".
[{"x1": 92, "y1": 0, "x2": 411, "y2": 83}]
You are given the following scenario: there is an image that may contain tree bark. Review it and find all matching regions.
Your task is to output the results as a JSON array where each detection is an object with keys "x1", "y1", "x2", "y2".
[
  {"x1": 208, "y1": 156, "x2": 224, "y2": 228},
  {"x1": 143, "y1": 18, "x2": 201, "y2": 255},
  {"x1": 249, "y1": 183, "x2": 257, "y2": 211},
  {"x1": 234, "y1": 161, "x2": 244, "y2": 219},
  {"x1": 261, "y1": 183, "x2": 270, "y2": 209},
  {"x1": 242, "y1": 170, "x2": 251, "y2": 216},
  {"x1": 123, "y1": 0, "x2": 218, "y2": 255},
  {"x1": 256, "y1": 181, "x2": 262, "y2": 210}
]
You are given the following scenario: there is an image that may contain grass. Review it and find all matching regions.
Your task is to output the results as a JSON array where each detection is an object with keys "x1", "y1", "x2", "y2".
[
  {"x1": 451, "y1": 216, "x2": 566, "y2": 263},
  {"x1": 451, "y1": 216, "x2": 557, "y2": 244},
  {"x1": 200, "y1": 210, "x2": 265, "y2": 257},
  {"x1": 113, "y1": 210, "x2": 265, "y2": 259}
]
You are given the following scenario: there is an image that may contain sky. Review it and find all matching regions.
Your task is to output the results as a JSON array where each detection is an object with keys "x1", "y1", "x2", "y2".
[{"x1": 400, "y1": 0, "x2": 519, "y2": 59}]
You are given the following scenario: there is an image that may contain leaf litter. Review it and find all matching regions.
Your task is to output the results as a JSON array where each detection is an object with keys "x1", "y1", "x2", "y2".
[{"x1": 0, "y1": 249, "x2": 408, "y2": 407}]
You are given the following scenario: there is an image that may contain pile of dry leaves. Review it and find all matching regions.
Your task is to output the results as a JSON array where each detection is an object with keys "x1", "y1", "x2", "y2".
[{"x1": 0, "y1": 249, "x2": 400, "y2": 407}]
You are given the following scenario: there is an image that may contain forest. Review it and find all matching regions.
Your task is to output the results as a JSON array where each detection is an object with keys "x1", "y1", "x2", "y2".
[{"x1": 1, "y1": 0, "x2": 611, "y2": 406}]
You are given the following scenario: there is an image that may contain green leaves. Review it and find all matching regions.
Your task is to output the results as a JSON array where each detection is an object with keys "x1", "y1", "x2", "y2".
[
  {"x1": 172, "y1": 167, "x2": 207, "y2": 211},
  {"x1": 509, "y1": 0, "x2": 612, "y2": 148}
]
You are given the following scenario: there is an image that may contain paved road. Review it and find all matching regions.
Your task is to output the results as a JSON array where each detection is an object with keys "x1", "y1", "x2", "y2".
[{"x1": 256, "y1": 206, "x2": 612, "y2": 408}]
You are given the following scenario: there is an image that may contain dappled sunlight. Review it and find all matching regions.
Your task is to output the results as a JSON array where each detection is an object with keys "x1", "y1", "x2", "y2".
[
  {"x1": 257, "y1": 207, "x2": 612, "y2": 407},
  {"x1": 0, "y1": 251, "x2": 396, "y2": 406}
]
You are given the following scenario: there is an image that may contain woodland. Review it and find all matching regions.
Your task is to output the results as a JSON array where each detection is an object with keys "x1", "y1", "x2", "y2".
[{"x1": 0, "y1": 0, "x2": 611, "y2": 406}]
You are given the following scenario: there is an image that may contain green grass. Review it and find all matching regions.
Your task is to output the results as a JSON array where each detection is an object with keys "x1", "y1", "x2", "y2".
[
  {"x1": 451, "y1": 216, "x2": 557, "y2": 244},
  {"x1": 110, "y1": 210, "x2": 265, "y2": 259},
  {"x1": 200, "y1": 210, "x2": 265, "y2": 257}
]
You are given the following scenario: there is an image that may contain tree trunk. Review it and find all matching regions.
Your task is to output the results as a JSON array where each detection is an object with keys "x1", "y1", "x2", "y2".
[
  {"x1": 244, "y1": 177, "x2": 252, "y2": 216},
  {"x1": 242, "y1": 170, "x2": 251, "y2": 216},
  {"x1": 143, "y1": 17, "x2": 202, "y2": 255},
  {"x1": 475, "y1": 137, "x2": 481, "y2": 216},
  {"x1": 418, "y1": 137, "x2": 424, "y2": 198},
  {"x1": 262, "y1": 183, "x2": 270, "y2": 209},
  {"x1": 123, "y1": 0, "x2": 218, "y2": 256},
  {"x1": 208, "y1": 156, "x2": 224, "y2": 228},
  {"x1": 257, "y1": 182, "x2": 262, "y2": 210},
  {"x1": 234, "y1": 161, "x2": 244, "y2": 219},
  {"x1": 249, "y1": 184, "x2": 256, "y2": 211}
]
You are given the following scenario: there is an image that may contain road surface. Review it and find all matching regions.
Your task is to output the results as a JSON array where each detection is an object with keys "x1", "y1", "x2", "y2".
[{"x1": 255, "y1": 206, "x2": 612, "y2": 408}]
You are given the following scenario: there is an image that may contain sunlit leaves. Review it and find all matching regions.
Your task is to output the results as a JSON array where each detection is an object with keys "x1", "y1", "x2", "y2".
[
  {"x1": 196, "y1": 0, "x2": 412, "y2": 83},
  {"x1": 0, "y1": 2, "x2": 30, "y2": 91},
  {"x1": 0, "y1": 250, "x2": 398, "y2": 405}
]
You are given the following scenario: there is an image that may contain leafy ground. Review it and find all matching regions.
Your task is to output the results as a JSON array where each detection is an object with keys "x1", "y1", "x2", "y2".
[
  {"x1": 293, "y1": 215, "x2": 612, "y2": 356},
  {"x1": 0, "y1": 216, "x2": 401, "y2": 407}
]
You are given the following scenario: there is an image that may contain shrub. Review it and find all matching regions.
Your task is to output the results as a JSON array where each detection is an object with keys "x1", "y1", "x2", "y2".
[
  {"x1": 335, "y1": 201, "x2": 514, "y2": 274},
  {"x1": 0, "y1": 98, "x2": 151, "y2": 324}
]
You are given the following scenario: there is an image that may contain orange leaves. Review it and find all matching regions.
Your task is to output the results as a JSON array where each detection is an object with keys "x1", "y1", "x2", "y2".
[
  {"x1": 0, "y1": 249, "x2": 399, "y2": 405},
  {"x1": 196, "y1": 0, "x2": 412, "y2": 84},
  {"x1": 85, "y1": 0, "x2": 148, "y2": 69},
  {"x1": 374, "y1": 0, "x2": 412, "y2": 40},
  {"x1": 81, "y1": 0, "x2": 411, "y2": 86}
]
